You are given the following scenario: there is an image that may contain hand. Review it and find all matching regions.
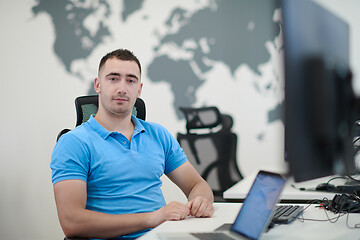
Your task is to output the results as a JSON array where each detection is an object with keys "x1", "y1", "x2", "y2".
[
  {"x1": 150, "y1": 201, "x2": 190, "y2": 227},
  {"x1": 186, "y1": 196, "x2": 214, "y2": 218}
]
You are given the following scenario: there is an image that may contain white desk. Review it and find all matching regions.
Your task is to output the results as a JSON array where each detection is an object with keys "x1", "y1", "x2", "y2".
[
  {"x1": 139, "y1": 203, "x2": 360, "y2": 240},
  {"x1": 223, "y1": 171, "x2": 340, "y2": 202}
]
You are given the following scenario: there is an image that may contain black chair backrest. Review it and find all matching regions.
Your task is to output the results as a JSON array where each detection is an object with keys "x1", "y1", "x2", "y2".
[
  {"x1": 75, "y1": 95, "x2": 99, "y2": 126},
  {"x1": 56, "y1": 95, "x2": 146, "y2": 141},
  {"x1": 75, "y1": 95, "x2": 146, "y2": 126},
  {"x1": 177, "y1": 106, "x2": 243, "y2": 198},
  {"x1": 180, "y1": 107, "x2": 222, "y2": 133}
]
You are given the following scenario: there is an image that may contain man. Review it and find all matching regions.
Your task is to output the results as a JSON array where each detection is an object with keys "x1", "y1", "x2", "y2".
[{"x1": 51, "y1": 49, "x2": 214, "y2": 240}]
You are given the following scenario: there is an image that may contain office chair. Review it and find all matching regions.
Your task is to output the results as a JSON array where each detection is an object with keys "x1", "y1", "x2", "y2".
[
  {"x1": 56, "y1": 95, "x2": 146, "y2": 141},
  {"x1": 177, "y1": 106, "x2": 243, "y2": 199}
]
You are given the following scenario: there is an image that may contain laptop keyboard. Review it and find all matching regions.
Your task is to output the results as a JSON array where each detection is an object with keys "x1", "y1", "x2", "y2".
[
  {"x1": 191, "y1": 232, "x2": 236, "y2": 240},
  {"x1": 187, "y1": 205, "x2": 303, "y2": 240},
  {"x1": 272, "y1": 205, "x2": 304, "y2": 224}
]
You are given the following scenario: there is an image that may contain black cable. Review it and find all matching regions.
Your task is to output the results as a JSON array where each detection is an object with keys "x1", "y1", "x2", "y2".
[
  {"x1": 345, "y1": 202, "x2": 360, "y2": 229},
  {"x1": 296, "y1": 199, "x2": 332, "y2": 223},
  {"x1": 323, "y1": 208, "x2": 343, "y2": 223},
  {"x1": 326, "y1": 176, "x2": 348, "y2": 185},
  {"x1": 346, "y1": 175, "x2": 360, "y2": 183},
  {"x1": 285, "y1": 198, "x2": 360, "y2": 231},
  {"x1": 346, "y1": 213, "x2": 360, "y2": 229},
  {"x1": 323, "y1": 195, "x2": 360, "y2": 228},
  {"x1": 295, "y1": 198, "x2": 356, "y2": 224},
  {"x1": 298, "y1": 211, "x2": 345, "y2": 222},
  {"x1": 280, "y1": 195, "x2": 360, "y2": 228}
]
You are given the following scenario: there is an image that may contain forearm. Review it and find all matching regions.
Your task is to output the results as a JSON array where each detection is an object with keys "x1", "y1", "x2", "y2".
[
  {"x1": 187, "y1": 178, "x2": 214, "y2": 203},
  {"x1": 167, "y1": 162, "x2": 214, "y2": 203},
  {"x1": 54, "y1": 180, "x2": 165, "y2": 239},
  {"x1": 60, "y1": 208, "x2": 158, "y2": 239}
]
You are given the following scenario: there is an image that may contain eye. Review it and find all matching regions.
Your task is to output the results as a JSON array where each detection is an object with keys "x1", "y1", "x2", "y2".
[{"x1": 108, "y1": 76, "x2": 118, "y2": 81}]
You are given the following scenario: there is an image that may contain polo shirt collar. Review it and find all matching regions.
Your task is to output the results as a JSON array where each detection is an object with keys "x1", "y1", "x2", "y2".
[
  {"x1": 87, "y1": 115, "x2": 145, "y2": 139},
  {"x1": 131, "y1": 115, "x2": 146, "y2": 135}
]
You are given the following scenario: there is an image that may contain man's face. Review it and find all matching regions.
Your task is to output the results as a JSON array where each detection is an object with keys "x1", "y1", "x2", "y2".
[{"x1": 94, "y1": 58, "x2": 142, "y2": 117}]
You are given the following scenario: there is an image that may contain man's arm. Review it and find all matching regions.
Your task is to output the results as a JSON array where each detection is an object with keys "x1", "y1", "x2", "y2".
[
  {"x1": 167, "y1": 161, "x2": 214, "y2": 217},
  {"x1": 54, "y1": 179, "x2": 190, "y2": 239}
]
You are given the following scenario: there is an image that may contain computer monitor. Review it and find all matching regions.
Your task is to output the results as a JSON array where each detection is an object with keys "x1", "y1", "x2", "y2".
[{"x1": 282, "y1": 0, "x2": 358, "y2": 182}]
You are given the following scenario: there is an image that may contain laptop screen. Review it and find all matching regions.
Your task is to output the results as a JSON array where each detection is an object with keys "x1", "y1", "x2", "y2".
[{"x1": 231, "y1": 171, "x2": 286, "y2": 240}]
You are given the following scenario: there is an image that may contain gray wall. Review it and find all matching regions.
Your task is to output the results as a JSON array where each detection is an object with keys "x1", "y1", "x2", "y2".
[{"x1": 0, "y1": 0, "x2": 359, "y2": 239}]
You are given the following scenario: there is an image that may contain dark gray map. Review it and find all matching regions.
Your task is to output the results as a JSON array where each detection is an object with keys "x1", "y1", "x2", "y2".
[{"x1": 32, "y1": 0, "x2": 281, "y2": 120}]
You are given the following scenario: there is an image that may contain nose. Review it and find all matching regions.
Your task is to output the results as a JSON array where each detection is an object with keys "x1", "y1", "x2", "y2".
[{"x1": 117, "y1": 79, "x2": 127, "y2": 95}]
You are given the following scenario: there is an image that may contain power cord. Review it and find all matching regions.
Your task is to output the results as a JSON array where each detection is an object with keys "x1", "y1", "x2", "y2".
[{"x1": 293, "y1": 198, "x2": 360, "y2": 229}]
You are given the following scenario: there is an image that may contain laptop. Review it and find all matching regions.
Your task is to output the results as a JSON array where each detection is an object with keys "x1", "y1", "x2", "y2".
[{"x1": 158, "y1": 170, "x2": 287, "y2": 240}]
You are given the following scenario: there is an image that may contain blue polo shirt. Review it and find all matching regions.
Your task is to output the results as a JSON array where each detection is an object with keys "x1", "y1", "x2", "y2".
[{"x1": 51, "y1": 115, "x2": 188, "y2": 239}]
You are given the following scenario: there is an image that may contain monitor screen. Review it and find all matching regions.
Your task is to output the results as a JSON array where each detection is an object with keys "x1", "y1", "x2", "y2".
[{"x1": 282, "y1": 0, "x2": 358, "y2": 182}]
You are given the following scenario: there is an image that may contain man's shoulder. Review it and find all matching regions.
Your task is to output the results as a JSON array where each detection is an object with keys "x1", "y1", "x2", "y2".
[
  {"x1": 138, "y1": 119, "x2": 169, "y2": 134},
  {"x1": 137, "y1": 120, "x2": 179, "y2": 146},
  {"x1": 139, "y1": 119, "x2": 163, "y2": 128},
  {"x1": 58, "y1": 122, "x2": 96, "y2": 144}
]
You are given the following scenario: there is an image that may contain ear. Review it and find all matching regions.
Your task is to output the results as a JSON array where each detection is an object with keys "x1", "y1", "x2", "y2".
[
  {"x1": 137, "y1": 82, "x2": 143, "y2": 98},
  {"x1": 94, "y1": 78, "x2": 101, "y2": 93}
]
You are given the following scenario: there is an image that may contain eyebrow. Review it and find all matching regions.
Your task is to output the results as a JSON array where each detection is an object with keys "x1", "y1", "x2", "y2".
[
  {"x1": 105, "y1": 72, "x2": 139, "y2": 80},
  {"x1": 105, "y1": 72, "x2": 120, "y2": 78}
]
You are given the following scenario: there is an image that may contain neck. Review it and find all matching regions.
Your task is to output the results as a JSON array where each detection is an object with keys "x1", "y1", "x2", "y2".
[{"x1": 95, "y1": 109, "x2": 135, "y2": 140}]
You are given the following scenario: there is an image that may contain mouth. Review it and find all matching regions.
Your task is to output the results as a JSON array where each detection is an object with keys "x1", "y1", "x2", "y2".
[{"x1": 113, "y1": 97, "x2": 129, "y2": 103}]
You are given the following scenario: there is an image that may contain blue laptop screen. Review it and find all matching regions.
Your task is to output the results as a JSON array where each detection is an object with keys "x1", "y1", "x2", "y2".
[{"x1": 231, "y1": 171, "x2": 286, "y2": 240}]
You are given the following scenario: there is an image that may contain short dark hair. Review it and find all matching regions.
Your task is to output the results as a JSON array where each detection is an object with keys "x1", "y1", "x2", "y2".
[{"x1": 98, "y1": 49, "x2": 142, "y2": 75}]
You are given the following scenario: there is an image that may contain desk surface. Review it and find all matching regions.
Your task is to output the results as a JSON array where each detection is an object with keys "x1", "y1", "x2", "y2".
[
  {"x1": 223, "y1": 171, "x2": 340, "y2": 202},
  {"x1": 139, "y1": 203, "x2": 360, "y2": 240}
]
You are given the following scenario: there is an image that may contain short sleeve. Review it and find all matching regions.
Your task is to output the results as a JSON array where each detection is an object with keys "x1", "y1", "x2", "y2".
[
  {"x1": 50, "y1": 133, "x2": 90, "y2": 185},
  {"x1": 161, "y1": 128, "x2": 188, "y2": 175}
]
